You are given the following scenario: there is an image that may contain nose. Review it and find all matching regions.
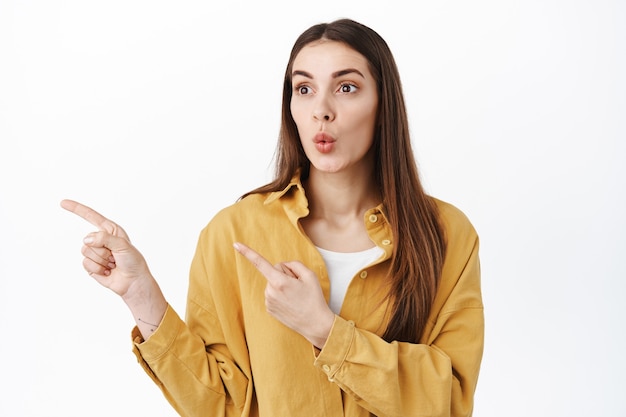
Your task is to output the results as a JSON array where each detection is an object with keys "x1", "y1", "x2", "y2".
[{"x1": 313, "y1": 95, "x2": 335, "y2": 122}]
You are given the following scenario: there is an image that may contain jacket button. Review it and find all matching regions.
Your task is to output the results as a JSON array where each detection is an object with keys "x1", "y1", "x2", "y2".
[
  {"x1": 368, "y1": 214, "x2": 378, "y2": 223},
  {"x1": 382, "y1": 239, "x2": 391, "y2": 245},
  {"x1": 322, "y1": 364, "x2": 331, "y2": 373},
  {"x1": 359, "y1": 271, "x2": 368, "y2": 279}
]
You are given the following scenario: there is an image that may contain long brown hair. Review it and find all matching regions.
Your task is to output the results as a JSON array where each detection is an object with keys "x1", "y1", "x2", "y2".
[{"x1": 244, "y1": 19, "x2": 446, "y2": 344}]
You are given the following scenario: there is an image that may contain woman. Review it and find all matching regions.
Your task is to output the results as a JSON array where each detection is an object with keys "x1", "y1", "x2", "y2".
[{"x1": 62, "y1": 18, "x2": 483, "y2": 417}]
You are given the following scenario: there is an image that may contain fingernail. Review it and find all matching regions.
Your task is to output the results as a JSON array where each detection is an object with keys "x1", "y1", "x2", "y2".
[
  {"x1": 233, "y1": 242, "x2": 241, "y2": 252},
  {"x1": 83, "y1": 235, "x2": 94, "y2": 244}
]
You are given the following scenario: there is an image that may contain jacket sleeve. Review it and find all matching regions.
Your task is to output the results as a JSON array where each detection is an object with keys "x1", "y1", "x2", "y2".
[
  {"x1": 313, "y1": 217, "x2": 483, "y2": 417},
  {"x1": 131, "y1": 222, "x2": 253, "y2": 417}
]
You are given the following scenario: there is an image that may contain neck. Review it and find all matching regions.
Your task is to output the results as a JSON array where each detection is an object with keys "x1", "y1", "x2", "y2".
[{"x1": 304, "y1": 166, "x2": 380, "y2": 220}]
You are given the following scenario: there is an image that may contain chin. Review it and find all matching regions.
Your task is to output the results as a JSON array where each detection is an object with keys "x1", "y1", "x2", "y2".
[{"x1": 310, "y1": 163, "x2": 346, "y2": 174}]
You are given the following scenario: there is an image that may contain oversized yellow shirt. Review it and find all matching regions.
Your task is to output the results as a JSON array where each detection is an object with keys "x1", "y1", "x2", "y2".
[{"x1": 132, "y1": 176, "x2": 484, "y2": 417}]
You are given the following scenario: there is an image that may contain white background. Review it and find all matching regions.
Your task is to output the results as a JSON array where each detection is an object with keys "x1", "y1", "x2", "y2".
[{"x1": 1, "y1": 1, "x2": 624, "y2": 416}]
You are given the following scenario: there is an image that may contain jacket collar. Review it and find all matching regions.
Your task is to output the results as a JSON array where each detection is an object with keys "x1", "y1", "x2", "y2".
[
  {"x1": 263, "y1": 172, "x2": 304, "y2": 206},
  {"x1": 264, "y1": 172, "x2": 310, "y2": 225}
]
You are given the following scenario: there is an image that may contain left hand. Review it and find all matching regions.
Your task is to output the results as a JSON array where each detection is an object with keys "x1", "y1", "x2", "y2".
[{"x1": 233, "y1": 242, "x2": 335, "y2": 349}]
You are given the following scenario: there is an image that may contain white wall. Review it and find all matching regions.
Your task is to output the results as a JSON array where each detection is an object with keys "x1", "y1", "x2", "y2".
[{"x1": 1, "y1": 1, "x2": 624, "y2": 416}]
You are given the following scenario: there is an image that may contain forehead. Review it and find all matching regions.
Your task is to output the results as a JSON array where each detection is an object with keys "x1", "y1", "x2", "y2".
[{"x1": 292, "y1": 40, "x2": 370, "y2": 74}]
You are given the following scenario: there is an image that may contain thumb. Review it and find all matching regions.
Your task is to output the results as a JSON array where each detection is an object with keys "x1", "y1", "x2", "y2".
[
  {"x1": 84, "y1": 230, "x2": 131, "y2": 253},
  {"x1": 277, "y1": 262, "x2": 298, "y2": 279},
  {"x1": 280, "y1": 261, "x2": 317, "y2": 282}
]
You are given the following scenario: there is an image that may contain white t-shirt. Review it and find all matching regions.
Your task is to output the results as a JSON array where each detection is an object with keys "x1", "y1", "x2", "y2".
[{"x1": 316, "y1": 245, "x2": 385, "y2": 314}]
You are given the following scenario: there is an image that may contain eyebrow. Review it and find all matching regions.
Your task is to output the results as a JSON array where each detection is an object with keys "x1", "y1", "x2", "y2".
[{"x1": 292, "y1": 68, "x2": 365, "y2": 79}]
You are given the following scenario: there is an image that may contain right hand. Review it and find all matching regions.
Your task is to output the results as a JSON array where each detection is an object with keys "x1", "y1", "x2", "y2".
[{"x1": 60, "y1": 199, "x2": 152, "y2": 298}]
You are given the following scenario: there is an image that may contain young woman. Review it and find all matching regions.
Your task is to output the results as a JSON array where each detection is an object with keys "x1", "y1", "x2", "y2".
[{"x1": 62, "y1": 18, "x2": 483, "y2": 417}]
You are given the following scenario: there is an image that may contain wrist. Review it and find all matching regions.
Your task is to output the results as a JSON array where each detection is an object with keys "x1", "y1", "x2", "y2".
[
  {"x1": 121, "y1": 273, "x2": 161, "y2": 306},
  {"x1": 306, "y1": 310, "x2": 335, "y2": 350},
  {"x1": 122, "y1": 275, "x2": 168, "y2": 334}
]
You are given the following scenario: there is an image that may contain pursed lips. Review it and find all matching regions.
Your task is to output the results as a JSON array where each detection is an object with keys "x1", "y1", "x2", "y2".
[
  {"x1": 312, "y1": 132, "x2": 336, "y2": 153},
  {"x1": 313, "y1": 132, "x2": 336, "y2": 144}
]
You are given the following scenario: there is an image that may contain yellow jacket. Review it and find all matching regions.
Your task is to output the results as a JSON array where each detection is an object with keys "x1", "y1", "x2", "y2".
[{"x1": 132, "y1": 176, "x2": 484, "y2": 417}]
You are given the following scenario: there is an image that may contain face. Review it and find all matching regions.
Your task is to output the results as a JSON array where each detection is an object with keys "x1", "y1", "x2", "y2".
[{"x1": 290, "y1": 40, "x2": 378, "y2": 175}]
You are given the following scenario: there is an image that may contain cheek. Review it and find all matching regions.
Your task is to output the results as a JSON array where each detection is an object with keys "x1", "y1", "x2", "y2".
[{"x1": 351, "y1": 104, "x2": 378, "y2": 133}]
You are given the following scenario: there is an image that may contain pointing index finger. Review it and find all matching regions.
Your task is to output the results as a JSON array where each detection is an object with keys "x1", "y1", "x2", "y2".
[
  {"x1": 233, "y1": 242, "x2": 282, "y2": 284},
  {"x1": 60, "y1": 199, "x2": 124, "y2": 236}
]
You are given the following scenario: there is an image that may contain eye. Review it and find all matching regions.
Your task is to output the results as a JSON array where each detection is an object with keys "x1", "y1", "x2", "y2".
[
  {"x1": 295, "y1": 85, "x2": 312, "y2": 95},
  {"x1": 339, "y1": 83, "x2": 358, "y2": 93}
]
